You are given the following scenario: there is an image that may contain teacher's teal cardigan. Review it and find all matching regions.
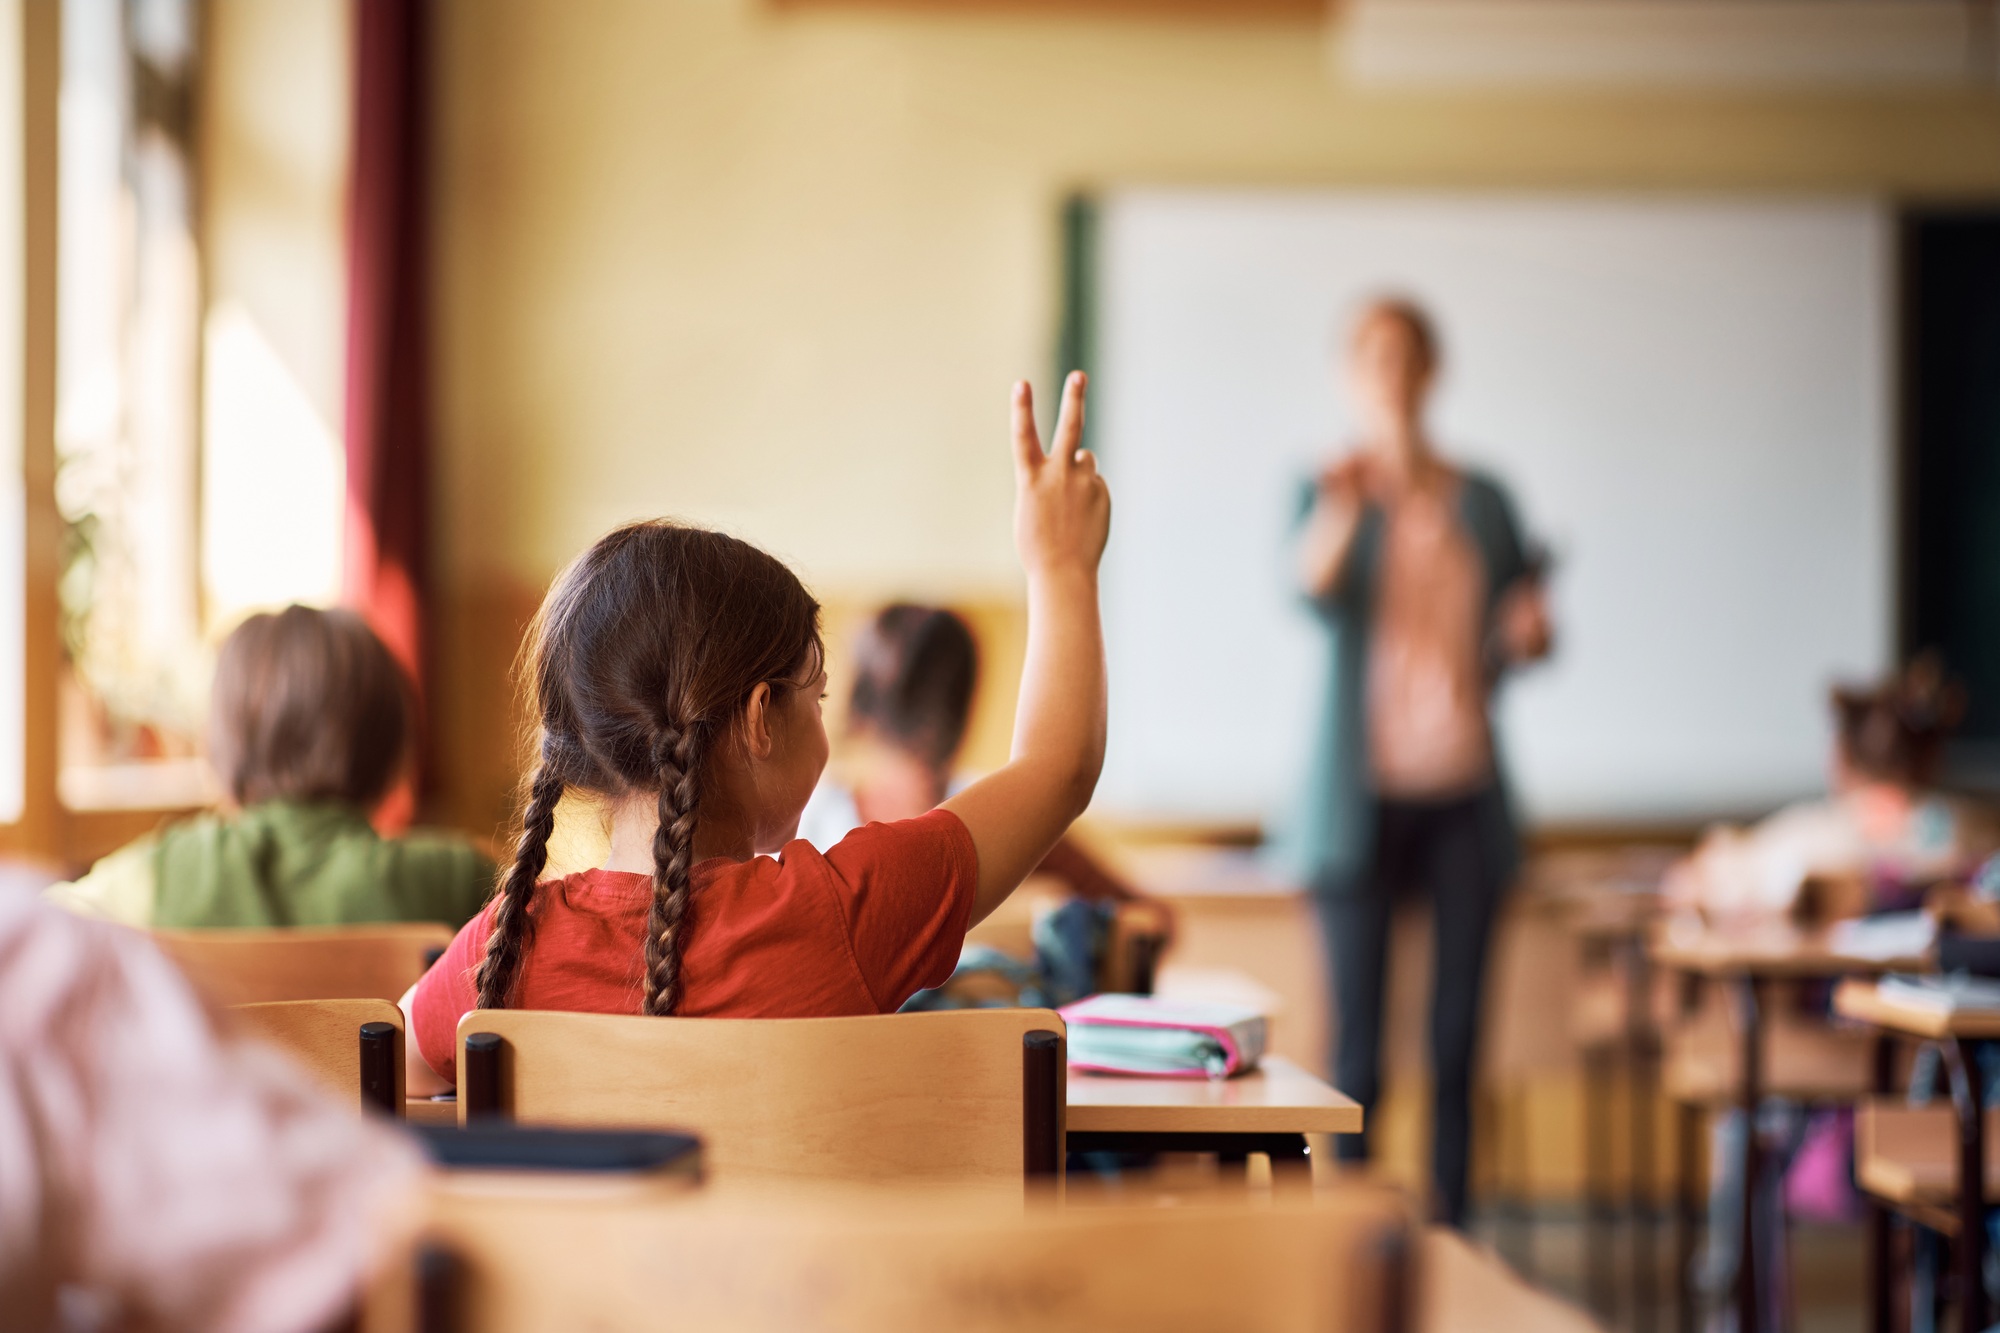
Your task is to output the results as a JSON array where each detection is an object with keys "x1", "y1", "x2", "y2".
[{"x1": 1283, "y1": 470, "x2": 1535, "y2": 896}]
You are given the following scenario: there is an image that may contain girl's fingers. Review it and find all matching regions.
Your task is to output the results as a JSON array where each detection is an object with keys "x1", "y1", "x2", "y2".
[
  {"x1": 1011, "y1": 381, "x2": 1044, "y2": 474},
  {"x1": 1049, "y1": 371, "x2": 1087, "y2": 466}
]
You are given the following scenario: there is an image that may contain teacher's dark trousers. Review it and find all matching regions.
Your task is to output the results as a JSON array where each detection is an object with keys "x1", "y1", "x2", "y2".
[{"x1": 1316, "y1": 786, "x2": 1509, "y2": 1229}]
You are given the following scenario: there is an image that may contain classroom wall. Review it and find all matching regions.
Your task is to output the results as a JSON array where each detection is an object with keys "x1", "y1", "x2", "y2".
[
  {"x1": 426, "y1": 0, "x2": 2000, "y2": 836},
  {"x1": 199, "y1": 0, "x2": 351, "y2": 629}
]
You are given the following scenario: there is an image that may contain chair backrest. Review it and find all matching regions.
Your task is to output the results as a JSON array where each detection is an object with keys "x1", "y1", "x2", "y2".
[
  {"x1": 455, "y1": 1008, "x2": 1066, "y2": 1185},
  {"x1": 155, "y1": 922, "x2": 454, "y2": 1004},
  {"x1": 388, "y1": 1182, "x2": 1417, "y2": 1333},
  {"x1": 234, "y1": 998, "x2": 405, "y2": 1115}
]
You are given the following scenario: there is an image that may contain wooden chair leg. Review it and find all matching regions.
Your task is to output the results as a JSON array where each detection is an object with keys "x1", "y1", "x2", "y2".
[{"x1": 1022, "y1": 1029, "x2": 1062, "y2": 1179}]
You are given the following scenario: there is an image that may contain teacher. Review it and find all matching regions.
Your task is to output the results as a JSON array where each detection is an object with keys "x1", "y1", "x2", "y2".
[{"x1": 1294, "y1": 297, "x2": 1552, "y2": 1228}]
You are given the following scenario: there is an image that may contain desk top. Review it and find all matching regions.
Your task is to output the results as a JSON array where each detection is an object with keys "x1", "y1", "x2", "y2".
[
  {"x1": 1065, "y1": 1056, "x2": 1363, "y2": 1135},
  {"x1": 408, "y1": 1055, "x2": 1365, "y2": 1137},
  {"x1": 1834, "y1": 978, "x2": 2000, "y2": 1040},
  {"x1": 1649, "y1": 918, "x2": 1929, "y2": 978}
]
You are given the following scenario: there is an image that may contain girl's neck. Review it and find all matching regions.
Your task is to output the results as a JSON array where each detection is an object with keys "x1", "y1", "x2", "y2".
[{"x1": 603, "y1": 794, "x2": 758, "y2": 874}]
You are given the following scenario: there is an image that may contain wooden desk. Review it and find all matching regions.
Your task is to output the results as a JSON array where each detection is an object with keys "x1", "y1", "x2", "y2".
[
  {"x1": 1067, "y1": 1056, "x2": 1359, "y2": 1192},
  {"x1": 1650, "y1": 921, "x2": 1929, "y2": 1333},
  {"x1": 1651, "y1": 919, "x2": 1929, "y2": 980},
  {"x1": 1835, "y1": 978, "x2": 1996, "y2": 1333},
  {"x1": 1067, "y1": 1055, "x2": 1361, "y2": 1136}
]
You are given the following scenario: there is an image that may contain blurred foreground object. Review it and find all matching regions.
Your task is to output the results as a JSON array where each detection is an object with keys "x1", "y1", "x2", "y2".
[{"x1": 0, "y1": 887, "x2": 419, "y2": 1332}]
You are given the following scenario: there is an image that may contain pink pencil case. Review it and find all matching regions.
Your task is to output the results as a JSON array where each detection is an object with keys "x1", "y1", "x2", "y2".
[{"x1": 1059, "y1": 994, "x2": 1268, "y2": 1080}]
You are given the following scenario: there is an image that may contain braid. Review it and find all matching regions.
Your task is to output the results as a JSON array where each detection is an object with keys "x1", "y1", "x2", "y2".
[
  {"x1": 474, "y1": 750, "x2": 566, "y2": 1009},
  {"x1": 643, "y1": 724, "x2": 704, "y2": 1016}
]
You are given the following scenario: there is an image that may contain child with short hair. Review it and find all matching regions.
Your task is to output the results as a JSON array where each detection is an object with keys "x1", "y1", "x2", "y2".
[
  {"x1": 800, "y1": 601, "x2": 1166, "y2": 921},
  {"x1": 46, "y1": 605, "x2": 493, "y2": 929},
  {"x1": 407, "y1": 376, "x2": 1109, "y2": 1087}
]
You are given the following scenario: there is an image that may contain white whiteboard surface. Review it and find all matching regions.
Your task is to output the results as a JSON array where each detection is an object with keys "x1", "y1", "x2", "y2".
[{"x1": 1093, "y1": 191, "x2": 1892, "y2": 827}]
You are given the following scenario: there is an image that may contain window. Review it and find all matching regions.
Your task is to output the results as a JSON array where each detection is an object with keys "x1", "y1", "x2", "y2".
[{"x1": 55, "y1": 0, "x2": 348, "y2": 811}]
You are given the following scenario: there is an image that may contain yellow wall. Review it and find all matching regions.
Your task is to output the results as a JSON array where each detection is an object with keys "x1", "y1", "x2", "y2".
[{"x1": 426, "y1": 0, "x2": 2000, "y2": 833}]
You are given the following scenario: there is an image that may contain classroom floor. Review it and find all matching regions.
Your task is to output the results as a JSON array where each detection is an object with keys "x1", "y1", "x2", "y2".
[{"x1": 1466, "y1": 1206, "x2": 1868, "y2": 1333}]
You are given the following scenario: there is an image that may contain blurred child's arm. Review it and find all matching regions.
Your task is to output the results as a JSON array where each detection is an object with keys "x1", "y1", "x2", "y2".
[
  {"x1": 943, "y1": 374, "x2": 1111, "y2": 927},
  {"x1": 398, "y1": 981, "x2": 451, "y2": 1097},
  {"x1": 1035, "y1": 834, "x2": 1177, "y2": 945}
]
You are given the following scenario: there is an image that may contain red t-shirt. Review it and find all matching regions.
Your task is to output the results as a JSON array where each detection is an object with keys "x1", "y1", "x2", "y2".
[{"x1": 411, "y1": 809, "x2": 978, "y2": 1082}]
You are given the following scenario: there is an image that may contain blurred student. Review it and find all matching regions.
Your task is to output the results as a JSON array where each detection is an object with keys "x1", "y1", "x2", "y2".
[
  {"x1": 0, "y1": 886, "x2": 418, "y2": 1332},
  {"x1": 404, "y1": 376, "x2": 1109, "y2": 1089},
  {"x1": 1665, "y1": 655, "x2": 1988, "y2": 919},
  {"x1": 47, "y1": 605, "x2": 493, "y2": 930},
  {"x1": 798, "y1": 602, "x2": 1167, "y2": 927},
  {"x1": 1669, "y1": 659, "x2": 1992, "y2": 1322},
  {"x1": 1294, "y1": 297, "x2": 1552, "y2": 1228}
]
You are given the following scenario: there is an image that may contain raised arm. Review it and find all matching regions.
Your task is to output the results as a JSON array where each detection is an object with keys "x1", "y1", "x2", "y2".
[{"x1": 941, "y1": 373, "x2": 1111, "y2": 926}]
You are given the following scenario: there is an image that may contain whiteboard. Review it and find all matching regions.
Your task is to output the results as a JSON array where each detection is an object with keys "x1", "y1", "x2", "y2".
[{"x1": 1092, "y1": 191, "x2": 1892, "y2": 826}]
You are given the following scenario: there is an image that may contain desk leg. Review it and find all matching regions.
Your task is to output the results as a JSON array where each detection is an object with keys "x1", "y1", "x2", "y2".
[
  {"x1": 1676, "y1": 1101, "x2": 1701, "y2": 1333},
  {"x1": 1268, "y1": 1135, "x2": 1313, "y2": 1200},
  {"x1": 1949, "y1": 1037, "x2": 1987, "y2": 1333},
  {"x1": 1736, "y1": 976, "x2": 1765, "y2": 1333},
  {"x1": 1869, "y1": 1032, "x2": 1896, "y2": 1333},
  {"x1": 1630, "y1": 942, "x2": 1659, "y2": 1333},
  {"x1": 1587, "y1": 1045, "x2": 1614, "y2": 1320}
]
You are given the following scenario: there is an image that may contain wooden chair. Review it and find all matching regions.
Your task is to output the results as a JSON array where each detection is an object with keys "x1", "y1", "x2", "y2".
[
  {"x1": 155, "y1": 922, "x2": 454, "y2": 1005},
  {"x1": 371, "y1": 1180, "x2": 1419, "y2": 1333},
  {"x1": 455, "y1": 1008, "x2": 1066, "y2": 1185},
  {"x1": 234, "y1": 998, "x2": 406, "y2": 1116}
]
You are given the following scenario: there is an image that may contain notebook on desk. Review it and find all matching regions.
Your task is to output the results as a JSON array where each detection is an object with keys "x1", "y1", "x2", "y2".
[
  {"x1": 1878, "y1": 972, "x2": 2000, "y2": 1016},
  {"x1": 1061, "y1": 994, "x2": 1267, "y2": 1080}
]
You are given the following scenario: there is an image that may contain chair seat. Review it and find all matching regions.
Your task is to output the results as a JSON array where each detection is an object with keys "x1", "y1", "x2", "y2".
[{"x1": 1855, "y1": 1099, "x2": 2000, "y2": 1210}]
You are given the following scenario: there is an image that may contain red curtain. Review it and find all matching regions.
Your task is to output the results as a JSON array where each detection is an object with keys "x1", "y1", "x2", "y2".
[{"x1": 345, "y1": 0, "x2": 432, "y2": 826}]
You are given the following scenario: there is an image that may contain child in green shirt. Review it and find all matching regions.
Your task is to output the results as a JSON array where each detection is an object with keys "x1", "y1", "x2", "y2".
[{"x1": 47, "y1": 606, "x2": 493, "y2": 929}]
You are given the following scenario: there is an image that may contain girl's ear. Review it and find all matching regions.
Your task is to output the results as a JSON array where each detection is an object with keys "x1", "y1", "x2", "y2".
[{"x1": 739, "y1": 682, "x2": 777, "y2": 760}]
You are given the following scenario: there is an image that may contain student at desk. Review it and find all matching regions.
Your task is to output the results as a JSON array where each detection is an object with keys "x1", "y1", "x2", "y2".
[
  {"x1": 1666, "y1": 658, "x2": 1994, "y2": 1320},
  {"x1": 406, "y1": 376, "x2": 1111, "y2": 1091},
  {"x1": 1664, "y1": 656, "x2": 1988, "y2": 923}
]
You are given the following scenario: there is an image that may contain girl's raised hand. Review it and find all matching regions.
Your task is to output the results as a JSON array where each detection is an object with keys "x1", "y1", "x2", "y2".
[{"x1": 1012, "y1": 373, "x2": 1111, "y2": 582}]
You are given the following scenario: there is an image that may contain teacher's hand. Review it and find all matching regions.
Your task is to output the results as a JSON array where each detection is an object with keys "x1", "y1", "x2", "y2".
[{"x1": 1496, "y1": 580, "x2": 1553, "y2": 664}]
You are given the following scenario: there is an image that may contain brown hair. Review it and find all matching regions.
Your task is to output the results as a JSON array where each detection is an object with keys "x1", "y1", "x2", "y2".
[
  {"x1": 847, "y1": 604, "x2": 979, "y2": 774},
  {"x1": 474, "y1": 521, "x2": 822, "y2": 1016},
  {"x1": 207, "y1": 605, "x2": 410, "y2": 810},
  {"x1": 1832, "y1": 653, "x2": 1966, "y2": 788},
  {"x1": 1350, "y1": 295, "x2": 1440, "y2": 374}
]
